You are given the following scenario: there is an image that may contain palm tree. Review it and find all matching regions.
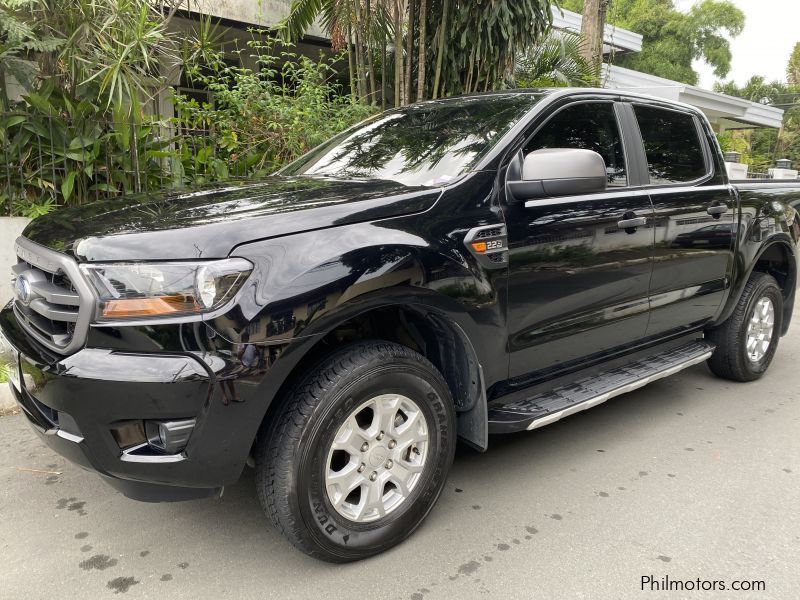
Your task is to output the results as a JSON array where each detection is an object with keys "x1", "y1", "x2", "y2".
[
  {"x1": 514, "y1": 31, "x2": 599, "y2": 88},
  {"x1": 281, "y1": 0, "x2": 377, "y2": 103},
  {"x1": 282, "y1": 0, "x2": 555, "y2": 105},
  {"x1": 3, "y1": 0, "x2": 176, "y2": 115}
]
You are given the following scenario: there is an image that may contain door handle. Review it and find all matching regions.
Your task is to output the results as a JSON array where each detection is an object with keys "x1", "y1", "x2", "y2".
[
  {"x1": 617, "y1": 216, "x2": 647, "y2": 230},
  {"x1": 707, "y1": 204, "x2": 728, "y2": 217}
]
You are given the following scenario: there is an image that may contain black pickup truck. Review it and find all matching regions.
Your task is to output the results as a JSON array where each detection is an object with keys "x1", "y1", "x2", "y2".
[{"x1": 2, "y1": 89, "x2": 800, "y2": 562}]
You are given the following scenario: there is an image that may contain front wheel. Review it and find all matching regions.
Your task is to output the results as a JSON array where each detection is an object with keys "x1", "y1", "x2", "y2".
[
  {"x1": 255, "y1": 341, "x2": 456, "y2": 562},
  {"x1": 707, "y1": 272, "x2": 783, "y2": 382}
]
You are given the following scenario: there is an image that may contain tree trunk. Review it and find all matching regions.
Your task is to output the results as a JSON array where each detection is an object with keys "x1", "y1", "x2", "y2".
[
  {"x1": 394, "y1": 0, "x2": 404, "y2": 107},
  {"x1": 404, "y1": 0, "x2": 415, "y2": 105},
  {"x1": 0, "y1": 68, "x2": 9, "y2": 114},
  {"x1": 465, "y1": 45, "x2": 475, "y2": 93},
  {"x1": 382, "y1": 26, "x2": 387, "y2": 110},
  {"x1": 472, "y1": 27, "x2": 483, "y2": 92},
  {"x1": 416, "y1": 0, "x2": 427, "y2": 101},
  {"x1": 365, "y1": 0, "x2": 377, "y2": 103},
  {"x1": 353, "y1": 0, "x2": 368, "y2": 101},
  {"x1": 432, "y1": 0, "x2": 449, "y2": 99},
  {"x1": 347, "y1": 25, "x2": 357, "y2": 102},
  {"x1": 580, "y1": 0, "x2": 608, "y2": 74}
]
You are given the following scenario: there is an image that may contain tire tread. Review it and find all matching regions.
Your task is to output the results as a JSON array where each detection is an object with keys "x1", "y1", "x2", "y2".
[
  {"x1": 707, "y1": 272, "x2": 781, "y2": 382},
  {"x1": 254, "y1": 341, "x2": 450, "y2": 561}
]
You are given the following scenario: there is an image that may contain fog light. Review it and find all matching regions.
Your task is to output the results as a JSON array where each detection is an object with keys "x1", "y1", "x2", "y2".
[
  {"x1": 145, "y1": 419, "x2": 196, "y2": 454},
  {"x1": 110, "y1": 421, "x2": 147, "y2": 449}
]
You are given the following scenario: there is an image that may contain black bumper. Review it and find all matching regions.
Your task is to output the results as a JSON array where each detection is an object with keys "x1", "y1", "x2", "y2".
[
  {"x1": 0, "y1": 306, "x2": 276, "y2": 502},
  {"x1": 6, "y1": 381, "x2": 221, "y2": 502}
]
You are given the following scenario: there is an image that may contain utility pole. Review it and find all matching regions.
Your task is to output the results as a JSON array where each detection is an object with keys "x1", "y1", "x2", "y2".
[{"x1": 580, "y1": 0, "x2": 610, "y2": 75}]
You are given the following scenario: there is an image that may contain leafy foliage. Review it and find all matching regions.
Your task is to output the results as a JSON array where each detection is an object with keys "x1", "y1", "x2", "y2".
[
  {"x1": 173, "y1": 32, "x2": 376, "y2": 178},
  {"x1": 437, "y1": 0, "x2": 553, "y2": 94},
  {"x1": 788, "y1": 42, "x2": 800, "y2": 86},
  {"x1": 0, "y1": 82, "x2": 176, "y2": 217},
  {"x1": 560, "y1": 0, "x2": 745, "y2": 85},
  {"x1": 0, "y1": 0, "x2": 185, "y2": 215},
  {"x1": 1, "y1": 30, "x2": 377, "y2": 216},
  {"x1": 281, "y1": 0, "x2": 351, "y2": 44},
  {"x1": 714, "y1": 77, "x2": 800, "y2": 174},
  {"x1": 281, "y1": 0, "x2": 554, "y2": 104},
  {"x1": 0, "y1": 0, "x2": 64, "y2": 108},
  {"x1": 514, "y1": 31, "x2": 599, "y2": 88},
  {"x1": 0, "y1": 359, "x2": 10, "y2": 384},
  {"x1": 1, "y1": 0, "x2": 175, "y2": 115}
]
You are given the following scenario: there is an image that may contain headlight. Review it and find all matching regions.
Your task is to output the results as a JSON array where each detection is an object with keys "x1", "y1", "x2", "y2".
[{"x1": 80, "y1": 258, "x2": 253, "y2": 320}]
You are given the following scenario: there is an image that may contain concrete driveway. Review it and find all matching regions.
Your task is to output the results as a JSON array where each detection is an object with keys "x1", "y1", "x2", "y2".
[{"x1": 1, "y1": 330, "x2": 799, "y2": 599}]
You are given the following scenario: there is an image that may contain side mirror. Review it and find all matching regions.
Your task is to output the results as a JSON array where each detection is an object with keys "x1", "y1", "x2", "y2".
[{"x1": 506, "y1": 148, "x2": 607, "y2": 203}]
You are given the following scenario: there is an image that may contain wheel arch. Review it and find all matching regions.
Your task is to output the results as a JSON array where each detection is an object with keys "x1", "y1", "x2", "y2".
[
  {"x1": 256, "y1": 300, "x2": 490, "y2": 453},
  {"x1": 718, "y1": 236, "x2": 797, "y2": 335}
]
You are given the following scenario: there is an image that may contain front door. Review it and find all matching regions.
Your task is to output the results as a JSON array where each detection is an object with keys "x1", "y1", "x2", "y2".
[{"x1": 504, "y1": 100, "x2": 655, "y2": 378}]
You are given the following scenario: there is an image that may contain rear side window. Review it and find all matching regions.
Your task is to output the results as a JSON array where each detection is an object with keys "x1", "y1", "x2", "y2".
[
  {"x1": 524, "y1": 102, "x2": 627, "y2": 187},
  {"x1": 634, "y1": 105, "x2": 708, "y2": 184}
]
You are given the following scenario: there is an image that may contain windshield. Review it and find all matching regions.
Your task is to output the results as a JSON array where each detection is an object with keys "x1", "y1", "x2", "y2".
[{"x1": 280, "y1": 94, "x2": 543, "y2": 187}]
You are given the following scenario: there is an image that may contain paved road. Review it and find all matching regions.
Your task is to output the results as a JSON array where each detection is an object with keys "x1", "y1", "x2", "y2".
[{"x1": 1, "y1": 330, "x2": 799, "y2": 600}]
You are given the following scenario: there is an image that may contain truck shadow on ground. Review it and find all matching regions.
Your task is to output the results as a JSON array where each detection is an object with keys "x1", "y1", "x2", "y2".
[
  {"x1": 162, "y1": 363, "x2": 720, "y2": 575},
  {"x1": 10, "y1": 358, "x2": 769, "y2": 598}
]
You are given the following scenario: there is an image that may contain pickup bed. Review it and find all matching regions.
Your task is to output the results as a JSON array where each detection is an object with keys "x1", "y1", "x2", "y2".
[{"x1": 2, "y1": 88, "x2": 800, "y2": 562}]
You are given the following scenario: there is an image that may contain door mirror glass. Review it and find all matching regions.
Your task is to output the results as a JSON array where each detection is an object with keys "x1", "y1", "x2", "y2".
[{"x1": 507, "y1": 148, "x2": 608, "y2": 202}]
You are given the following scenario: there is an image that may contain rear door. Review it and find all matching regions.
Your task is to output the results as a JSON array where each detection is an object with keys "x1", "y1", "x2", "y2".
[
  {"x1": 503, "y1": 99, "x2": 655, "y2": 377},
  {"x1": 627, "y1": 103, "x2": 736, "y2": 337}
]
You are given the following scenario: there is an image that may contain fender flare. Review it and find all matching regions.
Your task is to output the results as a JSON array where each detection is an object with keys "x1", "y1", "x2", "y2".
[
  {"x1": 716, "y1": 235, "x2": 797, "y2": 331},
  {"x1": 244, "y1": 292, "x2": 493, "y2": 452},
  {"x1": 294, "y1": 296, "x2": 491, "y2": 451}
]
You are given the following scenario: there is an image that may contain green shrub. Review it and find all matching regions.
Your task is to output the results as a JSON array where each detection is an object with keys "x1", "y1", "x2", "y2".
[
  {"x1": 0, "y1": 82, "x2": 176, "y2": 217},
  {"x1": 173, "y1": 33, "x2": 377, "y2": 177},
  {"x1": 1, "y1": 34, "x2": 377, "y2": 216}
]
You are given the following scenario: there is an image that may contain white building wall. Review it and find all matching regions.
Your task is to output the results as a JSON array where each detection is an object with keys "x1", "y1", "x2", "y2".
[
  {"x1": 0, "y1": 218, "x2": 30, "y2": 305},
  {"x1": 184, "y1": 0, "x2": 327, "y2": 38}
]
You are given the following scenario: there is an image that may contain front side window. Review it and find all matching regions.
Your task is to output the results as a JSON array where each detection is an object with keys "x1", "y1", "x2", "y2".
[
  {"x1": 634, "y1": 105, "x2": 708, "y2": 184},
  {"x1": 281, "y1": 94, "x2": 543, "y2": 187},
  {"x1": 524, "y1": 102, "x2": 628, "y2": 187}
]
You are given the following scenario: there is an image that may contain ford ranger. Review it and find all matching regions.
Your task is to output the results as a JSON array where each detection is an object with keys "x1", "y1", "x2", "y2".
[{"x1": 2, "y1": 89, "x2": 800, "y2": 562}]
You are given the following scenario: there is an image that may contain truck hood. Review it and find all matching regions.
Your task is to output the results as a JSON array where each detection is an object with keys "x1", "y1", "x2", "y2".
[{"x1": 22, "y1": 176, "x2": 441, "y2": 261}]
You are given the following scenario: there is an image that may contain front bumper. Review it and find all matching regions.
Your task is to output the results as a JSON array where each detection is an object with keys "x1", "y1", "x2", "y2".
[
  {"x1": 6, "y1": 382, "x2": 219, "y2": 502},
  {"x1": 1, "y1": 305, "x2": 272, "y2": 502}
]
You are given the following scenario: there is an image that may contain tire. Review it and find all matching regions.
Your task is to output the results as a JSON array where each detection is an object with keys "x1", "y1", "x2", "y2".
[
  {"x1": 706, "y1": 272, "x2": 783, "y2": 382},
  {"x1": 255, "y1": 341, "x2": 456, "y2": 562}
]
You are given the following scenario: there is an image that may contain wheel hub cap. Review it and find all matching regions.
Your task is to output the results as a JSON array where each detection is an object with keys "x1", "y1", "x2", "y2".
[
  {"x1": 366, "y1": 446, "x2": 388, "y2": 468},
  {"x1": 746, "y1": 297, "x2": 774, "y2": 362},
  {"x1": 325, "y1": 394, "x2": 429, "y2": 523}
]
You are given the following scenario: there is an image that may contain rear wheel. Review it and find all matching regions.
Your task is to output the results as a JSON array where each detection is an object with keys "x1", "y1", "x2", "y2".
[
  {"x1": 255, "y1": 341, "x2": 456, "y2": 562},
  {"x1": 706, "y1": 272, "x2": 783, "y2": 382}
]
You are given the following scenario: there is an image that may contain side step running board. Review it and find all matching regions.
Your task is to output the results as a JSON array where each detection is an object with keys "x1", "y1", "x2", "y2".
[{"x1": 487, "y1": 341, "x2": 715, "y2": 434}]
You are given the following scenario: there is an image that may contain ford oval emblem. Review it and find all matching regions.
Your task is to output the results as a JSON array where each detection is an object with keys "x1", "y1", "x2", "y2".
[{"x1": 14, "y1": 275, "x2": 31, "y2": 304}]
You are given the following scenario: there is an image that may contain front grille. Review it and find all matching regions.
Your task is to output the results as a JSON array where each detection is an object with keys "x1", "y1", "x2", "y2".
[{"x1": 12, "y1": 237, "x2": 94, "y2": 355}]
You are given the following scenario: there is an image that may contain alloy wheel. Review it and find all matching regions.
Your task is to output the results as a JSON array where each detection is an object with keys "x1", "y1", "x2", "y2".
[
  {"x1": 746, "y1": 296, "x2": 775, "y2": 362},
  {"x1": 325, "y1": 394, "x2": 429, "y2": 523}
]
